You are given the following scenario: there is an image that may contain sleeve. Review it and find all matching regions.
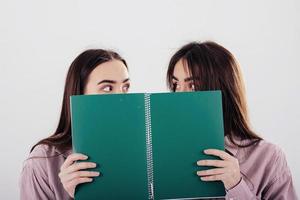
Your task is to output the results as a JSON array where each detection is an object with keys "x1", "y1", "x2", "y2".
[
  {"x1": 226, "y1": 145, "x2": 298, "y2": 200},
  {"x1": 262, "y1": 147, "x2": 298, "y2": 200},
  {"x1": 226, "y1": 178, "x2": 258, "y2": 200},
  {"x1": 19, "y1": 147, "x2": 55, "y2": 200}
]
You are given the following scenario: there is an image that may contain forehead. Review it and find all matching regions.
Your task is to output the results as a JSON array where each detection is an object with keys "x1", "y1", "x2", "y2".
[
  {"x1": 88, "y1": 60, "x2": 128, "y2": 81},
  {"x1": 173, "y1": 59, "x2": 191, "y2": 79}
]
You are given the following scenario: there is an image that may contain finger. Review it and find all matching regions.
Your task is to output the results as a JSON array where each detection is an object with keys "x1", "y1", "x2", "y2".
[
  {"x1": 200, "y1": 174, "x2": 226, "y2": 181},
  {"x1": 197, "y1": 168, "x2": 226, "y2": 176},
  {"x1": 197, "y1": 159, "x2": 228, "y2": 167},
  {"x1": 60, "y1": 153, "x2": 88, "y2": 170},
  {"x1": 203, "y1": 149, "x2": 232, "y2": 160},
  {"x1": 61, "y1": 171, "x2": 100, "y2": 183},
  {"x1": 64, "y1": 162, "x2": 97, "y2": 174}
]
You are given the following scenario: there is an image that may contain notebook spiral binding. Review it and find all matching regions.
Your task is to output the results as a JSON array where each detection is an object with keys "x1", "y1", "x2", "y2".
[{"x1": 145, "y1": 94, "x2": 154, "y2": 200}]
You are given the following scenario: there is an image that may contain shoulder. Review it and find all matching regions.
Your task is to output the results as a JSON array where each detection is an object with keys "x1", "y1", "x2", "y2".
[
  {"x1": 29, "y1": 144, "x2": 57, "y2": 158},
  {"x1": 247, "y1": 140, "x2": 287, "y2": 164},
  {"x1": 238, "y1": 139, "x2": 291, "y2": 180},
  {"x1": 226, "y1": 138, "x2": 296, "y2": 196},
  {"x1": 227, "y1": 137, "x2": 290, "y2": 175},
  {"x1": 227, "y1": 137, "x2": 286, "y2": 161},
  {"x1": 20, "y1": 144, "x2": 70, "y2": 199},
  {"x1": 28, "y1": 144, "x2": 72, "y2": 160},
  {"x1": 256, "y1": 140, "x2": 282, "y2": 153},
  {"x1": 256, "y1": 140, "x2": 290, "y2": 173},
  {"x1": 248, "y1": 141, "x2": 297, "y2": 197},
  {"x1": 22, "y1": 144, "x2": 70, "y2": 176},
  {"x1": 22, "y1": 145, "x2": 57, "y2": 176}
]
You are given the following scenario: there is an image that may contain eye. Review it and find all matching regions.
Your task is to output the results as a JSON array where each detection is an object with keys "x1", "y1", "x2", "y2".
[
  {"x1": 189, "y1": 83, "x2": 195, "y2": 90},
  {"x1": 101, "y1": 85, "x2": 113, "y2": 92},
  {"x1": 122, "y1": 83, "x2": 130, "y2": 92}
]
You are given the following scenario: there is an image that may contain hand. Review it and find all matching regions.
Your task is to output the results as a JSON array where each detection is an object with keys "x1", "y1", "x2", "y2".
[
  {"x1": 58, "y1": 153, "x2": 100, "y2": 198},
  {"x1": 196, "y1": 149, "x2": 241, "y2": 190}
]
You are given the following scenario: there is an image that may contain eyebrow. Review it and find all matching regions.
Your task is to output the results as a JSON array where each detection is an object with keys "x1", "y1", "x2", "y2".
[
  {"x1": 97, "y1": 78, "x2": 130, "y2": 85},
  {"x1": 172, "y1": 75, "x2": 194, "y2": 82},
  {"x1": 122, "y1": 78, "x2": 130, "y2": 83}
]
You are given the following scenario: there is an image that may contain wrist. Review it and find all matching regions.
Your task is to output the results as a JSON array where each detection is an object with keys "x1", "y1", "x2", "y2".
[{"x1": 226, "y1": 176, "x2": 242, "y2": 191}]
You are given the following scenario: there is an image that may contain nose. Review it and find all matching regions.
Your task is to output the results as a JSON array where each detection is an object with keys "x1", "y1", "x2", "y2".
[
  {"x1": 114, "y1": 86, "x2": 127, "y2": 94},
  {"x1": 177, "y1": 87, "x2": 185, "y2": 92},
  {"x1": 114, "y1": 88, "x2": 123, "y2": 94}
]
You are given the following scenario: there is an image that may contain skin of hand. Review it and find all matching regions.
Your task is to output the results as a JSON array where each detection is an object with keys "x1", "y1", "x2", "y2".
[
  {"x1": 196, "y1": 149, "x2": 241, "y2": 190},
  {"x1": 58, "y1": 153, "x2": 100, "y2": 198}
]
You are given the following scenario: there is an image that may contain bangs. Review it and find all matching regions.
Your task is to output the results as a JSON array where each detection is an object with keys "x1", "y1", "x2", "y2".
[{"x1": 183, "y1": 51, "x2": 221, "y2": 91}]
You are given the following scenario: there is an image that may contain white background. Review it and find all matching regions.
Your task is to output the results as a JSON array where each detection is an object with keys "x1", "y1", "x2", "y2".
[{"x1": 0, "y1": 0, "x2": 299, "y2": 199}]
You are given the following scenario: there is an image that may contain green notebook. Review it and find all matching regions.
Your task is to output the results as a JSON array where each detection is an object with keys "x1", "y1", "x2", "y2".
[{"x1": 71, "y1": 91, "x2": 226, "y2": 200}]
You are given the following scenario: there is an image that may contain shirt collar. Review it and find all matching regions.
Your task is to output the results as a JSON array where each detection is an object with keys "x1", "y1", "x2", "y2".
[
  {"x1": 54, "y1": 147, "x2": 73, "y2": 159},
  {"x1": 224, "y1": 135, "x2": 239, "y2": 157}
]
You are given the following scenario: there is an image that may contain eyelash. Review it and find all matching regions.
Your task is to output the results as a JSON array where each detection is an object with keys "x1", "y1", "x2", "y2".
[
  {"x1": 172, "y1": 82, "x2": 195, "y2": 91},
  {"x1": 100, "y1": 84, "x2": 130, "y2": 93}
]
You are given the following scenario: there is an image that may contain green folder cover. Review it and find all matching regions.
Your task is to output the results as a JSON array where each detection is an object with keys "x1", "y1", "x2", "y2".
[{"x1": 71, "y1": 91, "x2": 226, "y2": 200}]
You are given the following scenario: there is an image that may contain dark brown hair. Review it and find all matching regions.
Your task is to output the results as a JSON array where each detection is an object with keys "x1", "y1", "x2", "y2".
[
  {"x1": 31, "y1": 49, "x2": 127, "y2": 153},
  {"x1": 167, "y1": 41, "x2": 262, "y2": 147}
]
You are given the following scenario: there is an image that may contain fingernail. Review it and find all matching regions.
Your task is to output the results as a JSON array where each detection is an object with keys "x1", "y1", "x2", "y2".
[{"x1": 197, "y1": 161, "x2": 202, "y2": 166}]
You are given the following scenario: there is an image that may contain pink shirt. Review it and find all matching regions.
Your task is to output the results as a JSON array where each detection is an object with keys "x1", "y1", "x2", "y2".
[
  {"x1": 20, "y1": 144, "x2": 72, "y2": 200},
  {"x1": 225, "y1": 138, "x2": 298, "y2": 199},
  {"x1": 19, "y1": 139, "x2": 298, "y2": 200}
]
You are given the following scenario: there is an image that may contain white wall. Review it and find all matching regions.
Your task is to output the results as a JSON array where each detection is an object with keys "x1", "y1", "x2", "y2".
[{"x1": 0, "y1": 0, "x2": 299, "y2": 199}]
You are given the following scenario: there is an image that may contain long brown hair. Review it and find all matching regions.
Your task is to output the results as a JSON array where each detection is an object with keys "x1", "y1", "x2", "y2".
[
  {"x1": 167, "y1": 41, "x2": 262, "y2": 147},
  {"x1": 31, "y1": 49, "x2": 127, "y2": 153}
]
